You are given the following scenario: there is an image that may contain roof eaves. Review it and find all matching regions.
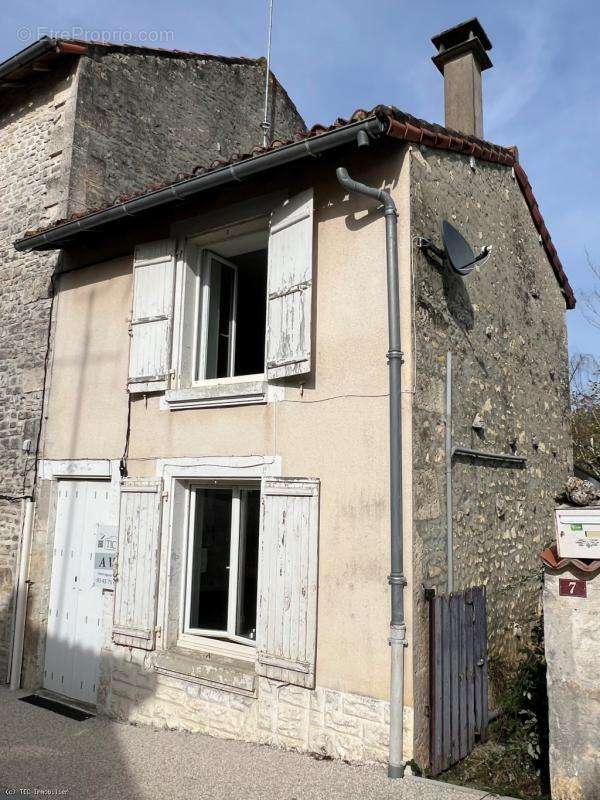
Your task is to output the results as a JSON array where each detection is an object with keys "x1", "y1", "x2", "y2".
[
  {"x1": 12, "y1": 102, "x2": 575, "y2": 310},
  {"x1": 14, "y1": 113, "x2": 388, "y2": 251},
  {"x1": 512, "y1": 164, "x2": 575, "y2": 309},
  {"x1": 0, "y1": 36, "x2": 58, "y2": 81}
]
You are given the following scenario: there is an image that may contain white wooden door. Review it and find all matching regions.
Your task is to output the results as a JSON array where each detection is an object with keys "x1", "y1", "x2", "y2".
[{"x1": 44, "y1": 480, "x2": 118, "y2": 705}]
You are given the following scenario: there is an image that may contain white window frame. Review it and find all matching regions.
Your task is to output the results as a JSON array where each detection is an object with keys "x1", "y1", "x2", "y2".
[
  {"x1": 163, "y1": 214, "x2": 281, "y2": 411},
  {"x1": 157, "y1": 457, "x2": 281, "y2": 662},
  {"x1": 179, "y1": 480, "x2": 260, "y2": 656},
  {"x1": 193, "y1": 251, "x2": 240, "y2": 384}
]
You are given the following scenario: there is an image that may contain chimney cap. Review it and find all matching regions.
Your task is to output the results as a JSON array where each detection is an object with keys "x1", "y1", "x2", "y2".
[{"x1": 431, "y1": 17, "x2": 493, "y2": 74}]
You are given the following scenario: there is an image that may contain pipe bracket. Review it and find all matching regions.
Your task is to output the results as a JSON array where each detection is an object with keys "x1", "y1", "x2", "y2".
[
  {"x1": 388, "y1": 573, "x2": 407, "y2": 586},
  {"x1": 386, "y1": 349, "x2": 404, "y2": 364},
  {"x1": 388, "y1": 623, "x2": 408, "y2": 647}
]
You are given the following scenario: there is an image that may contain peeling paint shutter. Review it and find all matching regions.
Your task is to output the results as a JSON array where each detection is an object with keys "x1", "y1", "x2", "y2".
[
  {"x1": 113, "y1": 479, "x2": 163, "y2": 650},
  {"x1": 128, "y1": 239, "x2": 176, "y2": 393},
  {"x1": 266, "y1": 190, "x2": 313, "y2": 380},
  {"x1": 256, "y1": 478, "x2": 320, "y2": 687}
]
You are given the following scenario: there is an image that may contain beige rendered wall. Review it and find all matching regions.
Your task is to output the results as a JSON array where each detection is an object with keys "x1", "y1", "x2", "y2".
[{"x1": 40, "y1": 148, "x2": 414, "y2": 710}]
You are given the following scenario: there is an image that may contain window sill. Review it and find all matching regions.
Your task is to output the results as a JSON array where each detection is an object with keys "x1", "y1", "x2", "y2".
[
  {"x1": 163, "y1": 377, "x2": 267, "y2": 410},
  {"x1": 148, "y1": 646, "x2": 257, "y2": 696}
]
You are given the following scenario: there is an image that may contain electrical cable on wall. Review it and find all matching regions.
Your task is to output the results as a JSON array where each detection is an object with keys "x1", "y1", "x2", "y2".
[{"x1": 120, "y1": 394, "x2": 132, "y2": 478}]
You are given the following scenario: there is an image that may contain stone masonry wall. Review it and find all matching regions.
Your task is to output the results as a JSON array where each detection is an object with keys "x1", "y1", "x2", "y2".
[
  {"x1": 408, "y1": 146, "x2": 572, "y2": 764},
  {"x1": 92, "y1": 565, "x2": 406, "y2": 767},
  {"x1": 68, "y1": 47, "x2": 305, "y2": 216},
  {"x1": 103, "y1": 648, "x2": 414, "y2": 766},
  {"x1": 0, "y1": 45, "x2": 304, "y2": 684},
  {"x1": 0, "y1": 64, "x2": 78, "y2": 682}
]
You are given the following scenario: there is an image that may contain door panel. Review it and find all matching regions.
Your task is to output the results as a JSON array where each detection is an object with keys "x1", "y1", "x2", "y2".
[{"x1": 44, "y1": 481, "x2": 118, "y2": 705}]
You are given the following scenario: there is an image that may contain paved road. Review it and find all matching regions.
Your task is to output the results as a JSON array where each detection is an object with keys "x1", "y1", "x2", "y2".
[{"x1": 0, "y1": 687, "x2": 511, "y2": 800}]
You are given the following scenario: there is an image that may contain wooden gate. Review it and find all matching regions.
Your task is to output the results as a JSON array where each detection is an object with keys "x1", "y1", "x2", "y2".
[{"x1": 429, "y1": 586, "x2": 489, "y2": 775}]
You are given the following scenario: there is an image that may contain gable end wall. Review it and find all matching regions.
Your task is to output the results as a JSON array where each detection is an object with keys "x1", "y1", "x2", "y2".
[
  {"x1": 68, "y1": 49, "x2": 305, "y2": 215},
  {"x1": 408, "y1": 145, "x2": 571, "y2": 766}
]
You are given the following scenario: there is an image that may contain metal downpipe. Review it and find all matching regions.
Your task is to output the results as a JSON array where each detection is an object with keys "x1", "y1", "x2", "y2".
[
  {"x1": 10, "y1": 498, "x2": 35, "y2": 690},
  {"x1": 335, "y1": 166, "x2": 407, "y2": 779},
  {"x1": 446, "y1": 351, "x2": 454, "y2": 595}
]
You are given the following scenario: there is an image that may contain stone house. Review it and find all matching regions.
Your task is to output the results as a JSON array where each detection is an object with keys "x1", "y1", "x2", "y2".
[
  {"x1": 0, "y1": 35, "x2": 304, "y2": 683},
  {"x1": 10, "y1": 20, "x2": 573, "y2": 774}
]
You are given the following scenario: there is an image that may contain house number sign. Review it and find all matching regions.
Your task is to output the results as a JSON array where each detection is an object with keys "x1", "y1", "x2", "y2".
[{"x1": 558, "y1": 578, "x2": 587, "y2": 598}]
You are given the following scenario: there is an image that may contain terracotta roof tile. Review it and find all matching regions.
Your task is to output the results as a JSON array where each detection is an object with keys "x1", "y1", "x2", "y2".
[
  {"x1": 540, "y1": 544, "x2": 600, "y2": 574},
  {"x1": 17, "y1": 103, "x2": 575, "y2": 309}
]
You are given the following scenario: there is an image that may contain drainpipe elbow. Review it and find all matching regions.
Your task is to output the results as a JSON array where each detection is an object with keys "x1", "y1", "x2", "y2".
[{"x1": 336, "y1": 167, "x2": 397, "y2": 216}]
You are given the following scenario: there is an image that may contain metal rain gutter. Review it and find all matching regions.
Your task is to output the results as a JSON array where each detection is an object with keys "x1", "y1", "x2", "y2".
[
  {"x1": 0, "y1": 37, "x2": 58, "y2": 81},
  {"x1": 15, "y1": 116, "x2": 388, "y2": 252},
  {"x1": 335, "y1": 165, "x2": 407, "y2": 780}
]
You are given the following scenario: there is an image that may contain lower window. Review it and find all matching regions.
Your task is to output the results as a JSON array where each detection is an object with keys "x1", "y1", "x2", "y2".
[{"x1": 183, "y1": 483, "x2": 260, "y2": 646}]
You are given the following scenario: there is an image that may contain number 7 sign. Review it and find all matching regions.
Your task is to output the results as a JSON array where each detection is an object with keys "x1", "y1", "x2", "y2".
[{"x1": 559, "y1": 578, "x2": 587, "y2": 598}]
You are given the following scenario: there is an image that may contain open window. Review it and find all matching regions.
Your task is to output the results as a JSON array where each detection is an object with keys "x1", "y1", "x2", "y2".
[
  {"x1": 182, "y1": 483, "x2": 260, "y2": 648},
  {"x1": 163, "y1": 473, "x2": 319, "y2": 679},
  {"x1": 164, "y1": 189, "x2": 313, "y2": 408},
  {"x1": 192, "y1": 237, "x2": 268, "y2": 384}
]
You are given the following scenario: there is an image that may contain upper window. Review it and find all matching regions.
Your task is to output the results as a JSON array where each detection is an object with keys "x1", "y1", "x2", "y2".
[
  {"x1": 193, "y1": 245, "x2": 268, "y2": 383},
  {"x1": 127, "y1": 189, "x2": 314, "y2": 399},
  {"x1": 183, "y1": 483, "x2": 260, "y2": 646}
]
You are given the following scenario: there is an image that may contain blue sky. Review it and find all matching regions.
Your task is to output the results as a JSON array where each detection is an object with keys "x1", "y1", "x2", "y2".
[{"x1": 3, "y1": 0, "x2": 598, "y2": 359}]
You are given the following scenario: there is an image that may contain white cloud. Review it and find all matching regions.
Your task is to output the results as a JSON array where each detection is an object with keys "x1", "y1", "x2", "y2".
[{"x1": 487, "y1": 6, "x2": 557, "y2": 137}]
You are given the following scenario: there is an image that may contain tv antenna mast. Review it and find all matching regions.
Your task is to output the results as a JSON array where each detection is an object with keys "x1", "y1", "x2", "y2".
[{"x1": 261, "y1": 0, "x2": 274, "y2": 148}]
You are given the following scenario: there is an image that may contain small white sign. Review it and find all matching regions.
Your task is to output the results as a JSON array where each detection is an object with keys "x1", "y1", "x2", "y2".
[
  {"x1": 556, "y1": 507, "x2": 600, "y2": 559},
  {"x1": 95, "y1": 524, "x2": 118, "y2": 587}
]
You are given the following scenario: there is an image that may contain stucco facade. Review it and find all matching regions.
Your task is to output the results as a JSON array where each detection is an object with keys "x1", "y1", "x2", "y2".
[
  {"x1": 0, "y1": 39, "x2": 303, "y2": 684},
  {"x1": 23, "y1": 150, "x2": 417, "y2": 764},
  {"x1": 17, "y1": 135, "x2": 571, "y2": 772}
]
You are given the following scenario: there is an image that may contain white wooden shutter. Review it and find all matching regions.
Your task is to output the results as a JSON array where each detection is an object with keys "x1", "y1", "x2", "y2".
[
  {"x1": 266, "y1": 189, "x2": 314, "y2": 380},
  {"x1": 128, "y1": 239, "x2": 176, "y2": 393},
  {"x1": 256, "y1": 477, "x2": 320, "y2": 687},
  {"x1": 113, "y1": 479, "x2": 163, "y2": 650}
]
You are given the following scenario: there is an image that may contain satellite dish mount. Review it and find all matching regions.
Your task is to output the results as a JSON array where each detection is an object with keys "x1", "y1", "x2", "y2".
[{"x1": 418, "y1": 220, "x2": 491, "y2": 276}]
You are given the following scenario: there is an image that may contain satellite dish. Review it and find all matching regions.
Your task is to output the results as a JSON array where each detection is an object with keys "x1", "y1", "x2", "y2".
[
  {"x1": 417, "y1": 222, "x2": 492, "y2": 277},
  {"x1": 443, "y1": 221, "x2": 479, "y2": 276}
]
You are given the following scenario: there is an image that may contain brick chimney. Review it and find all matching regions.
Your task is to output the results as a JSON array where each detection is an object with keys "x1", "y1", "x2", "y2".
[{"x1": 431, "y1": 18, "x2": 492, "y2": 138}]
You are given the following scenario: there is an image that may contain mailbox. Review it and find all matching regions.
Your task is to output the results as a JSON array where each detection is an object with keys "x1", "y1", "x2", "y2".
[{"x1": 555, "y1": 506, "x2": 600, "y2": 559}]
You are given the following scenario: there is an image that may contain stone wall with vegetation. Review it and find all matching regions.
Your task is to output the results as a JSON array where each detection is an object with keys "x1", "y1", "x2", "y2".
[{"x1": 408, "y1": 145, "x2": 572, "y2": 765}]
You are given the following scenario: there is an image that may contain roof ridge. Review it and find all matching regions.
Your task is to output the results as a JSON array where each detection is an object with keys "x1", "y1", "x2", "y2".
[{"x1": 57, "y1": 37, "x2": 263, "y2": 66}]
